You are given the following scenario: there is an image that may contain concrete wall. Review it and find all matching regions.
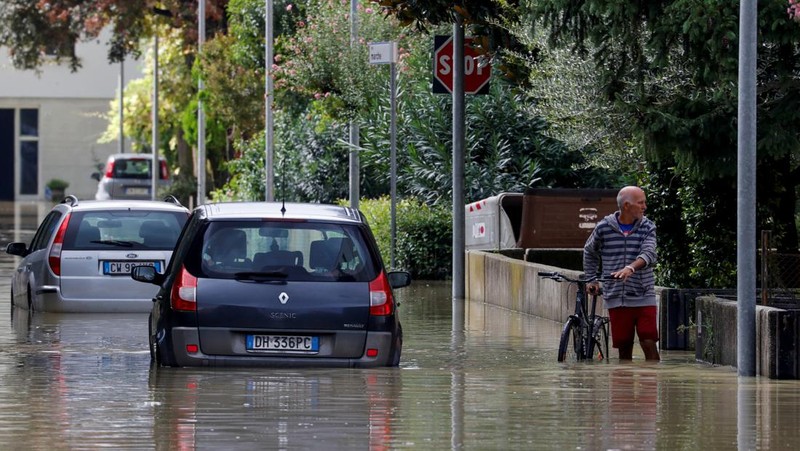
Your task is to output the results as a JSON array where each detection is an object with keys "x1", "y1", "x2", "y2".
[
  {"x1": 466, "y1": 250, "x2": 606, "y2": 323},
  {"x1": 696, "y1": 296, "x2": 799, "y2": 379}
]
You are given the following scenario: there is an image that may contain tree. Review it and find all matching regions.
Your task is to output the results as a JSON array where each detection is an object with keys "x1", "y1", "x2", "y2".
[
  {"x1": 532, "y1": 0, "x2": 800, "y2": 287},
  {"x1": 0, "y1": 0, "x2": 228, "y2": 70}
]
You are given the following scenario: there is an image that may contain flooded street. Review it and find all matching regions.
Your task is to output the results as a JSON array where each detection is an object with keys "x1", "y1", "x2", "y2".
[{"x1": 1, "y1": 201, "x2": 800, "y2": 449}]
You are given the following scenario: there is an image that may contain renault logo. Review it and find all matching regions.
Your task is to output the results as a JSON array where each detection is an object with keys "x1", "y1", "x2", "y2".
[{"x1": 278, "y1": 292, "x2": 289, "y2": 304}]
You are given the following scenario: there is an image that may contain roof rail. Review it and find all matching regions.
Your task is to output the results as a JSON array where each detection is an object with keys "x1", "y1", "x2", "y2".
[
  {"x1": 61, "y1": 195, "x2": 79, "y2": 207},
  {"x1": 163, "y1": 195, "x2": 183, "y2": 207}
]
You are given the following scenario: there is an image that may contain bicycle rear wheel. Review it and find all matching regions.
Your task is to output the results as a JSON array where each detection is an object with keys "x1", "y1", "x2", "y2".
[
  {"x1": 557, "y1": 318, "x2": 582, "y2": 362},
  {"x1": 589, "y1": 317, "x2": 610, "y2": 361}
]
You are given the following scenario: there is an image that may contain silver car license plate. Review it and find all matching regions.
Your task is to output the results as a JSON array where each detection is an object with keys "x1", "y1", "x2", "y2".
[
  {"x1": 246, "y1": 335, "x2": 319, "y2": 352},
  {"x1": 125, "y1": 187, "x2": 149, "y2": 195},
  {"x1": 102, "y1": 260, "x2": 162, "y2": 275}
]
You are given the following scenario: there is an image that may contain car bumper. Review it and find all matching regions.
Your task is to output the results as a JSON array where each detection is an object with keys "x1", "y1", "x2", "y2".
[
  {"x1": 168, "y1": 327, "x2": 397, "y2": 368},
  {"x1": 35, "y1": 288, "x2": 153, "y2": 313}
]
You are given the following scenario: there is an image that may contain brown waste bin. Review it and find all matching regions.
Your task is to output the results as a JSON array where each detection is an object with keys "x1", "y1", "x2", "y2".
[{"x1": 515, "y1": 188, "x2": 618, "y2": 248}]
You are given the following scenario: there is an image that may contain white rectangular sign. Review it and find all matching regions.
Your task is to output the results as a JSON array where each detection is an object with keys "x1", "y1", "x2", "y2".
[{"x1": 368, "y1": 42, "x2": 398, "y2": 64}]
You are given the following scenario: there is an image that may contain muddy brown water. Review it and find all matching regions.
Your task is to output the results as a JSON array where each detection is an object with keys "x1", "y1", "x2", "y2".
[{"x1": 0, "y1": 201, "x2": 799, "y2": 449}]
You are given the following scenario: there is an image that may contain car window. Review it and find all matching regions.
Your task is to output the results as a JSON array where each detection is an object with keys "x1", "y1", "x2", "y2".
[
  {"x1": 62, "y1": 210, "x2": 188, "y2": 251},
  {"x1": 113, "y1": 158, "x2": 152, "y2": 179},
  {"x1": 187, "y1": 220, "x2": 377, "y2": 282},
  {"x1": 29, "y1": 211, "x2": 63, "y2": 252}
]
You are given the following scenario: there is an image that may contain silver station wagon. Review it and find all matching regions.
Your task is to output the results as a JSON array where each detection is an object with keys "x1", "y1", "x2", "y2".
[
  {"x1": 132, "y1": 202, "x2": 412, "y2": 368},
  {"x1": 6, "y1": 196, "x2": 189, "y2": 313}
]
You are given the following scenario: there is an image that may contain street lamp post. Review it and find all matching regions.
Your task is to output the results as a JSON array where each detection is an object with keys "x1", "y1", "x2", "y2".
[
  {"x1": 151, "y1": 34, "x2": 159, "y2": 200},
  {"x1": 265, "y1": 0, "x2": 274, "y2": 201},
  {"x1": 197, "y1": 0, "x2": 207, "y2": 206}
]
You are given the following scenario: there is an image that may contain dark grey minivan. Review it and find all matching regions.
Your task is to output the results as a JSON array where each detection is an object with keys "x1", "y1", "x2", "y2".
[{"x1": 133, "y1": 202, "x2": 411, "y2": 368}]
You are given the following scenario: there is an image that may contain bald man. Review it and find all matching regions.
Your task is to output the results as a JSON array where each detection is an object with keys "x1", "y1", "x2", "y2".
[{"x1": 584, "y1": 186, "x2": 660, "y2": 361}]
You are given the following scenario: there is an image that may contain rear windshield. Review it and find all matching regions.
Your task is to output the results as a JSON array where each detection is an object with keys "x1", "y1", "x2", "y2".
[
  {"x1": 184, "y1": 220, "x2": 379, "y2": 282},
  {"x1": 63, "y1": 210, "x2": 188, "y2": 251},
  {"x1": 113, "y1": 158, "x2": 154, "y2": 179}
]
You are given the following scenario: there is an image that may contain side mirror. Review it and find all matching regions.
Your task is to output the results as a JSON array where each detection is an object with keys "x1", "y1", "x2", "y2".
[
  {"x1": 90, "y1": 172, "x2": 101, "y2": 181},
  {"x1": 131, "y1": 265, "x2": 163, "y2": 285},
  {"x1": 5, "y1": 242, "x2": 28, "y2": 257},
  {"x1": 387, "y1": 271, "x2": 411, "y2": 289}
]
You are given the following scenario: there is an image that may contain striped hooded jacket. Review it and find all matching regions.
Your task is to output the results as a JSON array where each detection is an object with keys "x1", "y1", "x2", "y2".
[{"x1": 583, "y1": 212, "x2": 658, "y2": 309}]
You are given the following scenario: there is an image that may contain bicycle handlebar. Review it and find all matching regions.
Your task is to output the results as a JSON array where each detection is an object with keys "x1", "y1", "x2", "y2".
[{"x1": 537, "y1": 271, "x2": 615, "y2": 284}]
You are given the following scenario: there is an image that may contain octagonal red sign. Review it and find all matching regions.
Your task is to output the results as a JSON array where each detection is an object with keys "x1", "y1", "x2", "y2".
[{"x1": 433, "y1": 35, "x2": 491, "y2": 95}]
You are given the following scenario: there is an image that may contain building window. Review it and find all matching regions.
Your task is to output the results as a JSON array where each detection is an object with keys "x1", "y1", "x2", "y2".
[
  {"x1": 20, "y1": 108, "x2": 39, "y2": 195},
  {"x1": 20, "y1": 109, "x2": 38, "y2": 136}
]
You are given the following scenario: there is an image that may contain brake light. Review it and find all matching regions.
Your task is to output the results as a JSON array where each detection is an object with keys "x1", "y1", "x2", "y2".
[
  {"x1": 171, "y1": 265, "x2": 197, "y2": 311},
  {"x1": 160, "y1": 160, "x2": 169, "y2": 180},
  {"x1": 104, "y1": 159, "x2": 115, "y2": 178},
  {"x1": 368, "y1": 271, "x2": 394, "y2": 316},
  {"x1": 47, "y1": 213, "x2": 71, "y2": 276}
]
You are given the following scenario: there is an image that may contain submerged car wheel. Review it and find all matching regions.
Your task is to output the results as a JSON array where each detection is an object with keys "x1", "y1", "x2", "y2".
[
  {"x1": 148, "y1": 314, "x2": 156, "y2": 362},
  {"x1": 390, "y1": 324, "x2": 403, "y2": 367}
]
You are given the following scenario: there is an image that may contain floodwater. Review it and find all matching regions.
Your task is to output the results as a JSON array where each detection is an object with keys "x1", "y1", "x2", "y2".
[{"x1": 1, "y1": 201, "x2": 800, "y2": 449}]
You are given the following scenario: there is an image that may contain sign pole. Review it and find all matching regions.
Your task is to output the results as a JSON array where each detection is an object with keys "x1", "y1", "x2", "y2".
[
  {"x1": 390, "y1": 60, "x2": 397, "y2": 269},
  {"x1": 737, "y1": 0, "x2": 756, "y2": 377},
  {"x1": 368, "y1": 42, "x2": 399, "y2": 269},
  {"x1": 452, "y1": 21, "x2": 465, "y2": 300},
  {"x1": 349, "y1": 0, "x2": 360, "y2": 209}
]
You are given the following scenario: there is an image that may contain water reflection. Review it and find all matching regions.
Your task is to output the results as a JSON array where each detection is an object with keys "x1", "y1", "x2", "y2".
[
  {"x1": 1, "y1": 202, "x2": 800, "y2": 448},
  {"x1": 148, "y1": 368, "x2": 400, "y2": 450}
]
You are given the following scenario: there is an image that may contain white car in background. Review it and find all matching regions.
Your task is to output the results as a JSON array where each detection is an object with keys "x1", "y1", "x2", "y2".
[{"x1": 91, "y1": 153, "x2": 172, "y2": 200}]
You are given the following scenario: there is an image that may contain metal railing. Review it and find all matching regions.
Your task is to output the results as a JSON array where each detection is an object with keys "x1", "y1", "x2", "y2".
[{"x1": 760, "y1": 231, "x2": 800, "y2": 308}]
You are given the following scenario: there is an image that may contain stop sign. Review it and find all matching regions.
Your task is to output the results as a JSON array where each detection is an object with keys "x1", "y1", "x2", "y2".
[{"x1": 433, "y1": 35, "x2": 491, "y2": 95}]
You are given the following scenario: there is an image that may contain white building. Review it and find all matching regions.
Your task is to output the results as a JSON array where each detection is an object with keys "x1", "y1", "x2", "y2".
[{"x1": 0, "y1": 30, "x2": 143, "y2": 201}]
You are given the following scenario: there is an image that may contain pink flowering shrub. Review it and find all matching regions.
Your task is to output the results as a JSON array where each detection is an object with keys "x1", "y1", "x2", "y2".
[
  {"x1": 790, "y1": 0, "x2": 800, "y2": 20},
  {"x1": 273, "y1": 0, "x2": 411, "y2": 120}
]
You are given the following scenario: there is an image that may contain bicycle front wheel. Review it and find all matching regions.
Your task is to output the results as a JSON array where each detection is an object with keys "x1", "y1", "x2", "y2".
[
  {"x1": 589, "y1": 317, "x2": 610, "y2": 361},
  {"x1": 557, "y1": 318, "x2": 582, "y2": 362}
]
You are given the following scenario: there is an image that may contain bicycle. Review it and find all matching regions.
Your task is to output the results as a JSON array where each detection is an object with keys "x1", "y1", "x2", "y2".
[{"x1": 538, "y1": 271, "x2": 615, "y2": 362}]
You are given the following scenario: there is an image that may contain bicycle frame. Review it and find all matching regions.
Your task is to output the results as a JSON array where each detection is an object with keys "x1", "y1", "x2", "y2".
[{"x1": 540, "y1": 271, "x2": 612, "y2": 362}]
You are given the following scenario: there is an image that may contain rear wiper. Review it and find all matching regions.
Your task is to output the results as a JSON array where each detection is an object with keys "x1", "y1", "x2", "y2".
[
  {"x1": 90, "y1": 240, "x2": 135, "y2": 247},
  {"x1": 234, "y1": 271, "x2": 289, "y2": 281}
]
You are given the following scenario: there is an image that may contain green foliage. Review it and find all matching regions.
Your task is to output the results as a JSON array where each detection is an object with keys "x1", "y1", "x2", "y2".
[
  {"x1": 354, "y1": 197, "x2": 452, "y2": 279},
  {"x1": 275, "y1": 0, "x2": 407, "y2": 120},
  {"x1": 46, "y1": 178, "x2": 69, "y2": 190},
  {"x1": 358, "y1": 35, "x2": 620, "y2": 207},
  {"x1": 396, "y1": 197, "x2": 453, "y2": 279},
  {"x1": 533, "y1": 0, "x2": 800, "y2": 286},
  {"x1": 199, "y1": 34, "x2": 264, "y2": 141},
  {"x1": 163, "y1": 173, "x2": 199, "y2": 208},
  {"x1": 210, "y1": 107, "x2": 351, "y2": 203}
]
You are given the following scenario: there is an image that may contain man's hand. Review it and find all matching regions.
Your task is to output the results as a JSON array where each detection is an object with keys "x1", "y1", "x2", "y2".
[
  {"x1": 586, "y1": 281, "x2": 600, "y2": 295},
  {"x1": 611, "y1": 265, "x2": 635, "y2": 281}
]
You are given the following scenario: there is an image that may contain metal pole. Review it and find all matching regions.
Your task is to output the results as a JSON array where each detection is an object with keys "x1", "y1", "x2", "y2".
[
  {"x1": 119, "y1": 59, "x2": 124, "y2": 153},
  {"x1": 737, "y1": 0, "x2": 757, "y2": 377},
  {"x1": 197, "y1": 1, "x2": 206, "y2": 205},
  {"x1": 151, "y1": 34, "x2": 159, "y2": 200},
  {"x1": 265, "y1": 0, "x2": 274, "y2": 201},
  {"x1": 452, "y1": 20, "x2": 465, "y2": 300},
  {"x1": 390, "y1": 61, "x2": 397, "y2": 269},
  {"x1": 349, "y1": 0, "x2": 360, "y2": 209}
]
